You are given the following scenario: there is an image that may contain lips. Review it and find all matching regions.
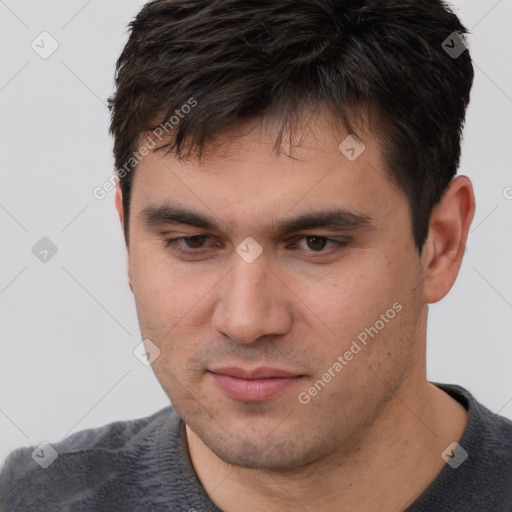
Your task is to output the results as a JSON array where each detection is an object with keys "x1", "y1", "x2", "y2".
[
  {"x1": 210, "y1": 366, "x2": 301, "y2": 380},
  {"x1": 208, "y1": 367, "x2": 304, "y2": 402}
]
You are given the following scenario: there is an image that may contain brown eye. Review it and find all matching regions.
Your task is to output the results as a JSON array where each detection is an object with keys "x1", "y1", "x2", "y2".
[
  {"x1": 290, "y1": 236, "x2": 350, "y2": 258},
  {"x1": 305, "y1": 236, "x2": 328, "y2": 251},
  {"x1": 164, "y1": 235, "x2": 215, "y2": 255},
  {"x1": 182, "y1": 235, "x2": 209, "y2": 249}
]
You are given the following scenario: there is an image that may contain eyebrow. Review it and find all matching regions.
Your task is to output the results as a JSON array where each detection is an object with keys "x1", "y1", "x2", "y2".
[{"x1": 140, "y1": 204, "x2": 374, "y2": 236}]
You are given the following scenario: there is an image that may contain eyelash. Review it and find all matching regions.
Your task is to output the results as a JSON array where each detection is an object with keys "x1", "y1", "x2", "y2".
[{"x1": 163, "y1": 235, "x2": 350, "y2": 258}]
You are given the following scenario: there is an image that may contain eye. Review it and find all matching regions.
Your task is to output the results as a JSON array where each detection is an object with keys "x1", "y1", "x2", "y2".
[
  {"x1": 290, "y1": 236, "x2": 348, "y2": 255},
  {"x1": 164, "y1": 235, "x2": 216, "y2": 254}
]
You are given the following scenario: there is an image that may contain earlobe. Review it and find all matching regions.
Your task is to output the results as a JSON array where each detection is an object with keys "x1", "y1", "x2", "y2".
[{"x1": 423, "y1": 176, "x2": 475, "y2": 304}]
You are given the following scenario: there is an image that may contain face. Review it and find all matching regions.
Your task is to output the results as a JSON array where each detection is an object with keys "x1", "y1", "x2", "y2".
[{"x1": 123, "y1": 110, "x2": 427, "y2": 471}]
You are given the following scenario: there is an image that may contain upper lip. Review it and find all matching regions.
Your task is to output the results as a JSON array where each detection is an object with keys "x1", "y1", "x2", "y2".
[{"x1": 209, "y1": 366, "x2": 302, "y2": 379}]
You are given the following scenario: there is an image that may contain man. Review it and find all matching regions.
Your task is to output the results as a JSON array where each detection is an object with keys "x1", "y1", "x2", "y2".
[{"x1": 1, "y1": 0, "x2": 511, "y2": 510}]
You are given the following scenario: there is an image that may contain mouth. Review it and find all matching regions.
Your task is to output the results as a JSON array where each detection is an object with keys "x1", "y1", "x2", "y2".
[{"x1": 208, "y1": 366, "x2": 305, "y2": 403}]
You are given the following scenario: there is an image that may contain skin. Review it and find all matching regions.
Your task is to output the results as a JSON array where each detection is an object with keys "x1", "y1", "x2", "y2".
[{"x1": 115, "y1": 109, "x2": 475, "y2": 511}]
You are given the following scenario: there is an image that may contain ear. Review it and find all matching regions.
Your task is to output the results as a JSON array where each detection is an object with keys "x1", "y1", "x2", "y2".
[
  {"x1": 114, "y1": 179, "x2": 125, "y2": 230},
  {"x1": 422, "y1": 175, "x2": 475, "y2": 304},
  {"x1": 115, "y1": 181, "x2": 133, "y2": 293}
]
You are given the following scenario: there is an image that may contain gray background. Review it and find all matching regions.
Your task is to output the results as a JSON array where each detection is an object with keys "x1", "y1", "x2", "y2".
[{"x1": 1, "y1": 0, "x2": 511, "y2": 466}]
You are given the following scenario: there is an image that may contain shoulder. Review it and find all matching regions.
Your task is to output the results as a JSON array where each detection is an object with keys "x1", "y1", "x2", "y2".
[
  {"x1": 460, "y1": 384, "x2": 512, "y2": 485},
  {"x1": 412, "y1": 383, "x2": 512, "y2": 511},
  {"x1": 0, "y1": 406, "x2": 173, "y2": 512},
  {"x1": 440, "y1": 382, "x2": 512, "y2": 454}
]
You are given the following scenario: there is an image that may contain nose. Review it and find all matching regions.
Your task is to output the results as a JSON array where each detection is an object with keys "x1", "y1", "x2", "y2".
[{"x1": 211, "y1": 253, "x2": 293, "y2": 344}]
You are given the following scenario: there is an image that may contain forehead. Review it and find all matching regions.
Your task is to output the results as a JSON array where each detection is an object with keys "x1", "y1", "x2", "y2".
[{"x1": 129, "y1": 110, "x2": 405, "y2": 234}]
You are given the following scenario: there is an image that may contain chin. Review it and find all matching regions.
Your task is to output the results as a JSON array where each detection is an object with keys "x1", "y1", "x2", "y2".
[{"x1": 199, "y1": 427, "x2": 329, "y2": 471}]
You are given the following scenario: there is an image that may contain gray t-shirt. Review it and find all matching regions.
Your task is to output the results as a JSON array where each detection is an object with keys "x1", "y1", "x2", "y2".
[{"x1": 1, "y1": 383, "x2": 511, "y2": 511}]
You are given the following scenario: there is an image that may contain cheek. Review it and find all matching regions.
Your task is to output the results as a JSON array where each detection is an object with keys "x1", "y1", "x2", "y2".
[
  {"x1": 129, "y1": 246, "x2": 186, "y2": 338},
  {"x1": 296, "y1": 262, "x2": 399, "y2": 337},
  {"x1": 129, "y1": 245, "x2": 218, "y2": 358}
]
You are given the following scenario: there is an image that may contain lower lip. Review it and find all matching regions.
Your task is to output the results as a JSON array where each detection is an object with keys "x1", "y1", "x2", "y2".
[{"x1": 210, "y1": 373, "x2": 302, "y2": 402}]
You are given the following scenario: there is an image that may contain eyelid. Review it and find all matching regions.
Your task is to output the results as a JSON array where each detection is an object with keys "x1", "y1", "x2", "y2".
[
  {"x1": 163, "y1": 233, "x2": 351, "y2": 257},
  {"x1": 162, "y1": 232, "x2": 352, "y2": 241}
]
